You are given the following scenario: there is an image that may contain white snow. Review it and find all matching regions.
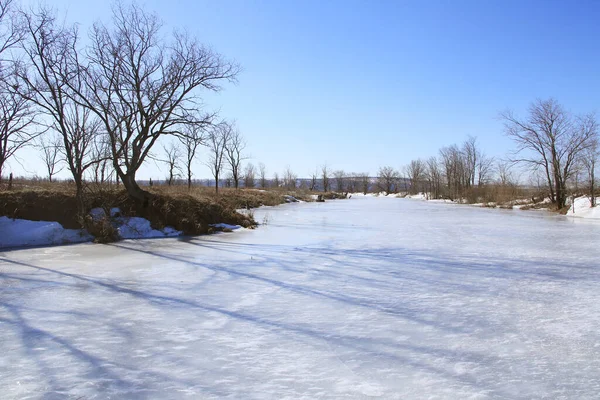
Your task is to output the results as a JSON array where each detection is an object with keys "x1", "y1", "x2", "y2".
[
  {"x1": 566, "y1": 196, "x2": 600, "y2": 219},
  {"x1": 90, "y1": 207, "x2": 183, "y2": 239},
  {"x1": 209, "y1": 223, "x2": 242, "y2": 230},
  {"x1": 0, "y1": 216, "x2": 92, "y2": 248},
  {"x1": 116, "y1": 216, "x2": 182, "y2": 239},
  {"x1": 0, "y1": 209, "x2": 183, "y2": 249},
  {"x1": 2, "y1": 197, "x2": 600, "y2": 398}
]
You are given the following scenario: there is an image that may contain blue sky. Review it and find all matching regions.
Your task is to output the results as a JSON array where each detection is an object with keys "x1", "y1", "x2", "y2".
[{"x1": 11, "y1": 0, "x2": 600, "y2": 180}]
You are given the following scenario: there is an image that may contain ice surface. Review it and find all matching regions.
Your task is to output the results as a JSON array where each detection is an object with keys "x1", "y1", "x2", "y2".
[{"x1": 2, "y1": 196, "x2": 600, "y2": 399}]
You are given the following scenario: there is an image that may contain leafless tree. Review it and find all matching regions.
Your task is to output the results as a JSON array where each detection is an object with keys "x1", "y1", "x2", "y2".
[
  {"x1": 205, "y1": 122, "x2": 231, "y2": 194},
  {"x1": 283, "y1": 166, "x2": 296, "y2": 189},
  {"x1": 581, "y1": 137, "x2": 599, "y2": 207},
  {"x1": 74, "y1": 3, "x2": 239, "y2": 202},
  {"x1": 309, "y1": 168, "x2": 318, "y2": 191},
  {"x1": 272, "y1": 172, "x2": 280, "y2": 188},
  {"x1": 425, "y1": 157, "x2": 442, "y2": 199},
  {"x1": 224, "y1": 126, "x2": 246, "y2": 189},
  {"x1": 477, "y1": 154, "x2": 495, "y2": 187},
  {"x1": 439, "y1": 145, "x2": 466, "y2": 200},
  {"x1": 333, "y1": 170, "x2": 345, "y2": 192},
  {"x1": 0, "y1": 83, "x2": 38, "y2": 180},
  {"x1": 89, "y1": 134, "x2": 112, "y2": 184},
  {"x1": 502, "y1": 99, "x2": 598, "y2": 208},
  {"x1": 38, "y1": 132, "x2": 63, "y2": 182},
  {"x1": 179, "y1": 122, "x2": 207, "y2": 189},
  {"x1": 377, "y1": 166, "x2": 399, "y2": 194},
  {"x1": 359, "y1": 173, "x2": 370, "y2": 195},
  {"x1": 321, "y1": 164, "x2": 330, "y2": 192},
  {"x1": 162, "y1": 142, "x2": 181, "y2": 186},
  {"x1": 258, "y1": 162, "x2": 267, "y2": 188},
  {"x1": 0, "y1": 0, "x2": 37, "y2": 181},
  {"x1": 0, "y1": 0, "x2": 21, "y2": 70},
  {"x1": 244, "y1": 163, "x2": 255, "y2": 188},
  {"x1": 16, "y1": 7, "x2": 103, "y2": 212},
  {"x1": 405, "y1": 159, "x2": 425, "y2": 194},
  {"x1": 496, "y1": 160, "x2": 514, "y2": 186}
]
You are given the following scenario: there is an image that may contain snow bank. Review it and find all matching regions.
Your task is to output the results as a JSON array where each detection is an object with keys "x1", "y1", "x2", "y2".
[
  {"x1": 0, "y1": 216, "x2": 92, "y2": 249},
  {"x1": 90, "y1": 207, "x2": 182, "y2": 239},
  {"x1": 566, "y1": 196, "x2": 600, "y2": 219}
]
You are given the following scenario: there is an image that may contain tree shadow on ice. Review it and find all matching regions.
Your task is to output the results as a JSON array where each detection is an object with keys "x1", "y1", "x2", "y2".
[
  {"x1": 0, "y1": 256, "x2": 519, "y2": 397},
  {"x1": 0, "y1": 257, "x2": 230, "y2": 398}
]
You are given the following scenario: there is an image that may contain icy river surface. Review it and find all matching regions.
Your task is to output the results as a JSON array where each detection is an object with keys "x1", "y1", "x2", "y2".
[{"x1": 2, "y1": 196, "x2": 600, "y2": 399}]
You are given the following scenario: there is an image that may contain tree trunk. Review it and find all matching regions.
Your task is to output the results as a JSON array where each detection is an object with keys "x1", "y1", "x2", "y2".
[
  {"x1": 120, "y1": 171, "x2": 151, "y2": 205},
  {"x1": 187, "y1": 167, "x2": 192, "y2": 190}
]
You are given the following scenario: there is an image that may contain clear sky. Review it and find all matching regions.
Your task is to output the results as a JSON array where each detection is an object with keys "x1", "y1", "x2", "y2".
[{"x1": 9, "y1": 0, "x2": 600, "y2": 180}]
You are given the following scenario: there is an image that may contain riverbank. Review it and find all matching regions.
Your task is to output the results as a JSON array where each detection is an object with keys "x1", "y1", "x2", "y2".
[{"x1": 0, "y1": 182, "x2": 319, "y2": 249}]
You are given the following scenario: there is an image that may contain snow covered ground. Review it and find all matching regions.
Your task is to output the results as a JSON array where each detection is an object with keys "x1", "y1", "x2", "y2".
[
  {"x1": 2, "y1": 196, "x2": 600, "y2": 399},
  {"x1": 567, "y1": 196, "x2": 600, "y2": 219}
]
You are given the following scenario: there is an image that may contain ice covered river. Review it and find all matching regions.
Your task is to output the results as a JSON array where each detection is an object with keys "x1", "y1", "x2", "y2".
[{"x1": 2, "y1": 196, "x2": 600, "y2": 399}]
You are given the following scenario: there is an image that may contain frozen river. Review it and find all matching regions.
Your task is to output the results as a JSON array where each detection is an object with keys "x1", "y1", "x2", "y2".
[{"x1": 2, "y1": 196, "x2": 600, "y2": 399}]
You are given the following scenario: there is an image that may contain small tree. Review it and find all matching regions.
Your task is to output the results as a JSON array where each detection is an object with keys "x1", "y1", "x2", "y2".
[
  {"x1": 258, "y1": 162, "x2": 267, "y2": 188},
  {"x1": 38, "y1": 133, "x2": 64, "y2": 182},
  {"x1": 162, "y1": 142, "x2": 182, "y2": 186},
  {"x1": 224, "y1": 126, "x2": 246, "y2": 189},
  {"x1": 333, "y1": 170, "x2": 345, "y2": 192},
  {"x1": 283, "y1": 166, "x2": 296, "y2": 189},
  {"x1": 244, "y1": 163, "x2": 255, "y2": 188},
  {"x1": 405, "y1": 159, "x2": 425, "y2": 194},
  {"x1": 359, "y1": 173, "x2": 370, "y2": 195},
  {"x1": 582, "y1": 137, "x2": 599, "y2": 207},
  {"x1": 309, "y1": 168, "x2": 318, "y2": 191},
  {"x1": 321, "y1": 164, "x2": 330, "y2": 192},
  {"x1": 272, "y1": 172, "x2": 280, "y2": 188},
  {"x1": 180, "y1": 122, "x2": 207, "y2": 189},
  {"x1": 377, "y1": 166, "x2": 399, "y2": 194},
  {"x1": 206, "y1": 122, "x2": 231, "y2": 194}
]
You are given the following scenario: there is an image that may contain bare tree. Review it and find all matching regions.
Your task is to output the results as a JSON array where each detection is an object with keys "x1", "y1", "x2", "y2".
[
  {"x1": 0, "y1": 83, "x2": 38, "y2": 180},
  {"x1": 16, "y1": 7, "x2": 103, "y2": 212},
  {"x1": 89, "y1": 134, "x2": 112, "y2": 184},
  {"x1": 38, "y1": 132, "x2": 63, "y2": 181},
  {"x1": 162, "y1": 142, "x2": 182, "y2": 186},
  {"x1": 283, "y1": 166, "x2": 296, "y2": 189},
  {"x1": 272, "y1": 172, "x2": 280, "y2": 188},
  {"x1": 359, "y1": 173, "x2": 370, "y2": 195},
  {"x1": 377, "y1": 166, "x2": 399, "y2": 194},
  {"x1": 179, "y1": 122, "x2": 206, "y2": 189},
  {"x1": 0, "y1": 0, "x2": 37, "y2": 181},
  {"x1": 581, "y1": 137, "x2": 599, "y2": 207},
  {"x1": 405, "y1": 159, "x2": 425, "y2": 194},
  {"x1": 321, "y1": 164, "x2": 330, "y2": 192},
  {"x1": 477, "y1": 154, "x2": 495, "y2": 187},
  {"x1": 74, "y1": 3, "x2": 238, "y2": 202},
  {"x1": 258, "y1": 162, "x2": 267, "y2": 188},
  {"x1": 496, "y1": 160, "x2": 514, "y2": 186},
  {"x1": 425, "y1": 157, "x2": 442, "y2": 199},
  {"x1": 244, "y1": 163, "x2": 255, "y2": 188},
  {"x1": 502, "y1": 99, "x2": 598, "y2": 208},
  {"x1": 224, "y1": 126, "x2": 246, "y2": 189},
  {"x1": 205, "y1": 122, "x2": 231, "y2": 194},
  {"x1": 309, "y1": 168, "x2": 318, "y2": 191},
  {"x1": 333, "y1": 170, "x2": 345, "y2": 193}
]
